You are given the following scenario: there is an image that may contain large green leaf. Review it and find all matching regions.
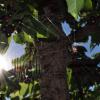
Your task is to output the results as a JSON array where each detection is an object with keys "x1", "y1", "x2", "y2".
[
  {"x1": 29, "y1": 16, "x2": 60, "y2": 38},
  {"x1": 10, "y1": 83, "x2": 24, "y2": 99},
  {"x1": 66, "y1": 0, "x2": 84, "y2": 19},
  {"x1": 84, "y1": 0, "x2": 92, "y2": 10}
]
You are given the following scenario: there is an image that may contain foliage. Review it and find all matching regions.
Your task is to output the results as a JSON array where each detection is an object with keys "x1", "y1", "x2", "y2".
[
  {"x1": 67, "y1": 45, "x2": 100, "y2": 100},
  {"x1": 0, "y1": 43, "x2": 40, "y2": 99},
  {"x1": 0, "y1": 0, "x2": 99, "y2": 100},
  {"x1": 66, "y1": 0, "x2": 92, "y2": 19}
]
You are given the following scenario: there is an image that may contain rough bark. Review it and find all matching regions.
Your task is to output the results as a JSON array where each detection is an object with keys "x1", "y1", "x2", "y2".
[
  {"x1": 37, "y1": 39, "x2": 70, "y2": 100},
  {"x1": 36, "y1": 0, "x2": 71, "y2": 99}
]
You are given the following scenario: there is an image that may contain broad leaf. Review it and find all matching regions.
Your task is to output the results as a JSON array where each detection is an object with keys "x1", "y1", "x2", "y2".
[
  {"x1": 66, "y1": 0, "x2": 84, "y2": 19},
  {"x1": 84, "y1": 0, "x2": 92, "y2": 10},
  {"x1": 30, "y1": 16, "x2": 60, "y2": 38}
]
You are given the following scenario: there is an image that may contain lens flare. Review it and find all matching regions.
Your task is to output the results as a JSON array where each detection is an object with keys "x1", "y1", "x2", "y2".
[{"x1": 0, "y1": 55, "x2": 9, "y2": 72}]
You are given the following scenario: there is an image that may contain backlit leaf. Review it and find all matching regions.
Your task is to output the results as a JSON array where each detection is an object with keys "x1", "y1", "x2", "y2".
[{"x1": 66, "y1": 0, "x2": 84, "y2": 19}]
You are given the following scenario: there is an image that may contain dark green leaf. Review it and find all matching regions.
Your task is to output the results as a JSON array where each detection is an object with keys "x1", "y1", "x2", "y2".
[{"x1": 84, "y1": 0, "x2": 92, "y2": 10}]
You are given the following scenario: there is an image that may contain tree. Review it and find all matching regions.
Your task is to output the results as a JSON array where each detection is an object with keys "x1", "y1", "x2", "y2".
[{"x1": 0, "y1": 0, "x2": 100, "y2": 100}]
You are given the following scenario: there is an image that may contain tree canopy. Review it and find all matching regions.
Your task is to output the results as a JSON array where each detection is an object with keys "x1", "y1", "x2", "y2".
[{"x1": 0, "y1": 0, "x2": 100, "y2": 100}]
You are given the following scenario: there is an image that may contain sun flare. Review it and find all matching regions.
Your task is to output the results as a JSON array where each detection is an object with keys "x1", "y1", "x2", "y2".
[{"x1": 0, "y1": 54, "x2": 10, "y2": 72}]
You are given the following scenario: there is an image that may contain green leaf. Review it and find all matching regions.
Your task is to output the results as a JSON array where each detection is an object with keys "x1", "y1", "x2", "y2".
[
  {"x1": 13, "y1": 31, "x2": 33, "y2": 44},
  {"x1": 13, "y1": 33, "x2": 25, "y2": 44},
  {"x1": 19, "y1": 83, "x2": 28, "y2": 96},
  {"x1": 23, "y1": 85, "x2": 29, "y2": 97},
  {"x1": 84, "y1": 0, "x2": 92, "y2": 10},
  {"x1": 22, "y1": 24, "x2": 37, "y2": 40},
  {"x1": 24, "y1": 32, "x2": 33, "y2": 43},
  {"x1": 37, "y1": 33, "x2": 47, "y2": 38},
  {"x1": 66, "y1": 0, "x2": 84, "y2": 19},
  {"x1": 67, "y1": 68, "x2": 72, "y2": 89},
  {"x1": 28, "y1": 4, "x2": 38, "y2": 18},
  {"x1": 22, "y1": 16, "x2": 60, "y2": 39},
  {"x1": 30, "y1": 16, "x2": 60, "y2": 38}
]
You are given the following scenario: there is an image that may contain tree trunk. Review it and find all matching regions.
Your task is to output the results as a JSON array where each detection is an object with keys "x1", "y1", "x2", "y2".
[
  {"x1": 36, "y1": 0, "x2": 70, "y2": 99},
  {"x1": 37, "y1": 39, "x2": 70, "y2": 100}
]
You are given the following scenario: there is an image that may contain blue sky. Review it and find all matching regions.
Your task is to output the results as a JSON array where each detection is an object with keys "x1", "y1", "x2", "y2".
[
  {"x1": 61, "y1": 21, "x2": 100, "y2": 58},
  {"x1": 4, "y1": 37, "x2": 25, "y2": 70},
  {"x1": 5, "y1": 38, "x2": 25, "y2": 59}
]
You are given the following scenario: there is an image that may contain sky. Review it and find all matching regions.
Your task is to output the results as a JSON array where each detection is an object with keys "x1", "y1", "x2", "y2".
[
  {"x1": 61, "y1": 21, "x2": 100, "y2": 58},
  {"x1": 5, "y1": 38, "x2": 25, "y2": 59},
  {"x1": 4, "y1": 37, "x2": 25, "y2": 70}
]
